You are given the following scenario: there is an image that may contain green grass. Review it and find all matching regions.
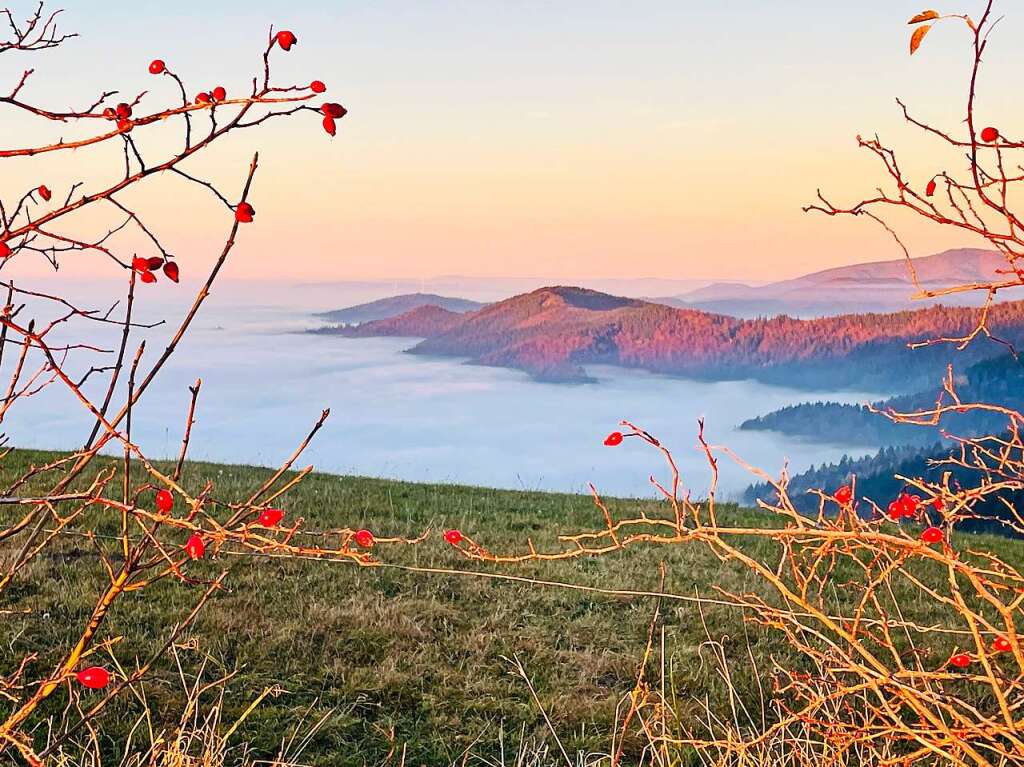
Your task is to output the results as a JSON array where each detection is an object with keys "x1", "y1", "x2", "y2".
[{"x1": 2, "y1": 449, "x2": 1022, "y2": 765}]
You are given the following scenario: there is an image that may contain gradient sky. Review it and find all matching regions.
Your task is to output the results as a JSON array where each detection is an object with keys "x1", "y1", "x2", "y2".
[{"x1": 5, "y1": 0, "x2": 1022, "y2": 283}]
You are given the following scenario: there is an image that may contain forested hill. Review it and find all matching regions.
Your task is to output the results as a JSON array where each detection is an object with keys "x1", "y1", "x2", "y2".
[
  {"x1": 316, "y1": 293, "x2": 485, "y2": 325},
  {"x1": 740, "y1": 354, "x2": 1024, "y2": 446},
  {"x1": 744, "y1": 439, "x2": 1023, "y2": 537},
  {"x1": 319, "y1": 285, "x2": 1024, "y2": 388}
]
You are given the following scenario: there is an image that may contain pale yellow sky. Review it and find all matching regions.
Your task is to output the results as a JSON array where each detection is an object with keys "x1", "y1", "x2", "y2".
[{"x1": 4, "y1": 1, "x2": 1021, "y2": 284}]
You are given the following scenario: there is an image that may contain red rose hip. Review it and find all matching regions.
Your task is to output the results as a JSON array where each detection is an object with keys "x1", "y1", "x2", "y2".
[
  {"x1": 354, "y1": 529, "x2": 374, "y2": 548},
  {"x1": 184, "y1": 534, "x2": 205, "y2": 560},
  {"x1": 212, "y1": 86, "x2": 227, "y2": 101},
  {"x1": 949, "y1": 653, "x2": 972, "y2": 669},
  {"x1": 149, "y1": 59, "x2": 165, "y2": 75},
  {"x1": 980, "y1": 126, "x2": 999, "y2": 143},
  {"x1": 310, "y1": 80, "x2": 326, "y2": 93},
  {"x1": 155, "y1": 489, "x2": 174, "y2": 513},
  {"x1": 276, "y1": 30, "x2": 297, "y2": 50},
  {"x1": 257, "y1": 508, "x2": 284, "y2": 527},
  {"x1": 835, "y1": 485, "x2": 852, "y2": 504},
  {"x1": 604, "y1": 431, "x2": 623, "y2": 447},
  {"x1": 77, "y1": 666, "x2": 110, "y2": 689},
  {"x1": 320, "y1": 102, "x2": 347, "y2": 119},
  {"x1": 993, "y1": 636, "x2": 1012, "y2": 653},
  {"x1": 163, "y1": 261, "x2": 180, "y2": 283},
  {"x1": 38, "y1": 185, "x2": 51, "y2": 201},
  {"x1": 921, "y1": 526, "x2": 943, "y2": 544},
  {"x1": 444, "y1": 529, "x2": 462, "y2": 545},
  {"x1": 235, "y1": 202, "x2": 255, "y2": 223}
]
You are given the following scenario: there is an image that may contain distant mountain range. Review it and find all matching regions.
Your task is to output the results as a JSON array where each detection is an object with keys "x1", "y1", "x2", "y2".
[
  {"x1": 314, "y1": 284, "x2": 1024, "y2": 389},
  {"x1": 657, "y1": 248, "x2": 1016, "y2": 318},
  {"x1": 315, "y1": 293, "x2": 485, "y2": 325}
]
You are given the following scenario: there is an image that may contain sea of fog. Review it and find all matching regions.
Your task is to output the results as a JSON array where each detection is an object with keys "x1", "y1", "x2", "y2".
[{"x1": 8, "y1": 286, "x2": 884, "y2": 500}]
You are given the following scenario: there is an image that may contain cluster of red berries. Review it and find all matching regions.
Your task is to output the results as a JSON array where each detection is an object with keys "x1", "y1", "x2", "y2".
[
  {"x1": 102, "y1": 102, "x2": 135, "y2": 132},
  {"x1": 887, "y1": 492, "x2": 922, "y2": 521},
  {"x1": 131, "y1": 256, "x2": 179, "y2": 284},
  {"x1": 321, "y1": 102, "x2": 346, "y2": 136},
  {"x1": 194, "y1": 86, "x2": 228, "y2": 105},
  {"x1": 949, "y1": 636, "x2": 1016, "y2": 669}
]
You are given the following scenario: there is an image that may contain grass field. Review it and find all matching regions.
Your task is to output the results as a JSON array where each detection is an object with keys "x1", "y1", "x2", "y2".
[{"x1": 2, "y1": 449, "x2": 1021, "y2": 765}]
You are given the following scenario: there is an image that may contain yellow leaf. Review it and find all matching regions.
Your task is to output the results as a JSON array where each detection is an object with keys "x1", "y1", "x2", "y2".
[
  {"x1": 908, "y1": 10, "x2": 940, "y2": 24},
  {"x1": 910, "y1": 24, "x2": 932, "y2": 55}
]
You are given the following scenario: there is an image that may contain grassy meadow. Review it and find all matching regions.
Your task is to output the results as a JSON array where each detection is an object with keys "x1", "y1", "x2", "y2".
[{"x1": 2, "y1": 449, "x2": 1021, "y2": 765}]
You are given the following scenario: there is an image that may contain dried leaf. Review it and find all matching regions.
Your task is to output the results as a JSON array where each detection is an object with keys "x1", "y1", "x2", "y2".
[
  {"x1": 908, "y1": 10, "x2": 940, "y2": 24},
  {"x1": 910, "y1": 24, "x2": 932, "y2": 55}
]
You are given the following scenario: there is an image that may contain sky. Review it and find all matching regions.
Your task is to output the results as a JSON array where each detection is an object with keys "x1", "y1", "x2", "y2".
[{"x1": 3, "y1": 0, "x2": 1022, "y2": 284}]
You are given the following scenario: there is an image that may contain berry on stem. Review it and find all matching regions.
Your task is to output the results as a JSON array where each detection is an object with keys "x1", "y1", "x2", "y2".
[
  {"x1": 235, "y1": 202, "x2": 255, "y2": 223},
  {"x1": 604, "y1": 431, "x2": 623, "y2": 447},
  {"x1": 155, "y1": 489, "x2": 174, "y2": 513},
  {"x1": 835, "y1": 485, "x2": 852, "y2": 504},
  {"x1": 38, "y1": 185, "x2": 51, "y2": 201},
  {"x1": 980, "y1": 126, "x2": 999, "y2": 143},
  {"x1": 149, "y1": 59, "x2": 165, "y2": 75},
  {"x1": 926, "y1": 178, "x2": 937, "y2": 197},
  {"x1": 115, "y1": 102, "x2": 132, "y2": 119},
  {"x1": 354, "y1": 529, "x2": 374, "y2": 548},
  {"x1": 310, "y1": 80, "x2": 326, "y2": 93},
  {"x1": 77, "y1": 666, "x2": 110, "y2": 689},
  {"x1": 949, "y1": 653, "x2": 972, "y2": 669},
  {"x1": 921, "y1": 526, "x2": 943, "y2": 544},
  {"x1": 993, "y1": 636, "x2": 1012, "y2": 653},
  {"x1": 146, "y1": 256, "x2": 164, "y2": 270},
  {"x1": 195, "y1": 92, "x2": 212, "y2": 105},
  {"x1": 322, "y1": 115, "x2": 336, "y2": 136},
  {"x1": 257, "y1": 508, "x2": 284, "y2": 527},
  {"x1": 163, "y1": 261, "x2": 180, "y2": 283},
  {"x1": 139, "y1": 270, "x2": 157, "y2": 284},
  {"x1": 0, "y1": 241, "x2": 11, "y2": 259},
  {"x1": 184, "y1": 534, "x2": 205, "y2": 560},
  {"x1": 276, "y1": 30, "x2": 297, "y2": 50},
  {"x1": 212, "y1": 86, "x2": 227, "y2": 102},
  {"x1": 321, "y1": 102, "x2": 347, "y2": 119},
  {"x1": 444, "y1": 529, "x2": 462, "y2": 545}
]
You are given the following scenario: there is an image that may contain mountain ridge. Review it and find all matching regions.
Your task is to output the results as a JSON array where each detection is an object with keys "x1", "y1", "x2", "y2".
[{"x1": 317, "y1": 284, "x2": 1024, "y2": 388}]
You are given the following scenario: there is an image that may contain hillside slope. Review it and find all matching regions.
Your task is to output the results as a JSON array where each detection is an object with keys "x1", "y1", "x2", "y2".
[
  {"x1": 325, "y1": 285, "x2": 1024, "y2": 389},
  {"x1": 741, "y1": 354, "x2": 1024, "y2": 446},
  {"x1": 671, "y1": 248, "x2": 1014, "y2": 317},
  {"x1": 316, "y1": 293, "x2": 485, "y2": 325}
]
